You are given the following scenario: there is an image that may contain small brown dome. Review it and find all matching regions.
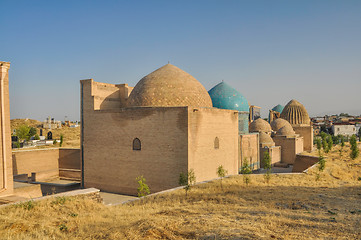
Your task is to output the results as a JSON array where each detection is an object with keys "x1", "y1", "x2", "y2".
[
  {"x1": 249, "y1": 118, "x2": 272, "y2": 133},
  {"x1": 276, "y1": 124, "x2": 296, "y2": 136},
  {"x1": 280, "y1": 99, "x2": 310, "y2": 125},
  {"x1": 259, "y1": 132, "x2": 275, "y2": 147},
  {"x1": 127, "y1": 64, "x2": 212, "y2": 108},
  {"x1": 270, "y1": 118, "x2": 292, "y2": 132}
]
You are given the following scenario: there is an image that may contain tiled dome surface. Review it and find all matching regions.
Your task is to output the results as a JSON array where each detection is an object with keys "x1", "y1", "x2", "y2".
[{"x1": 127, "y1": 64, "x2": 212, "y2": 108}]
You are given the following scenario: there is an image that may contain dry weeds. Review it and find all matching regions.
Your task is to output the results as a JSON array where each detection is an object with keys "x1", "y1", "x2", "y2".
[{"x1": 0, "y1": 144, "x2": 360, "y2": 239}]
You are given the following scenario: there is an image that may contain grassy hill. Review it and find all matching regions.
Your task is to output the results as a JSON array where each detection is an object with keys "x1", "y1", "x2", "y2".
[
  {"x1": 0, "y1": 143, "x2": 360, "y2": 239},
  {"x1": 11, "y1": 119, "x2": 80, "y2": 148}
]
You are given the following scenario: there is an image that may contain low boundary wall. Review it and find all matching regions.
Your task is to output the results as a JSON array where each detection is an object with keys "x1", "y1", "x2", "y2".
[
  {"x1": 12, "y1": 148, "x2": 81, "y2": 181},
  {"x1": 292, "y1": 154, "x2": 319, "y2": 173}
]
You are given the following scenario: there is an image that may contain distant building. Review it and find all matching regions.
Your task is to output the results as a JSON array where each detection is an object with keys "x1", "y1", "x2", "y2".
[
  {"x1": 332, "y1": 123, "x2": 357, "y2": 136},
  {"x1": 249, "y1": 105, "x2": 261, "y2": 122},
  {"x1": 42, "y1": 116, "x2": 62, "y2": 129},
  {"x1": 268, "y1": 104, "x2": 284, "y2": 123}
]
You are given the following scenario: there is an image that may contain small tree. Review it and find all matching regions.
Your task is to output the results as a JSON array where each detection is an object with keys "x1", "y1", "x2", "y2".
[
  {"x1": 240, "y1": 158, "x2": 252, "y2": 186},
  {"x1": 136, "y1": 176, "x2": 150, "y2": 197},
  {"x1": 60, "y1": 134, "x2": 64, "y2": 147},
  {"x1": 263, "y1": 151, "x2": 272, "y2": 184},
  {"x1": 16, "y1": 125, "x2": 30, "y2": 142},
  {"x1": 28, "y1": 127, "x2": 37, "y2": 139},
  {"x1": 322, "y1": 137, "x2": 329, "y2": 153},
  {"x1": 327, "y1": 136, "x2": 333, "y2": 152},
  {"x1": 316, "y1": 155, "x2": 326, "y2": 181},
  {"x1": 341, "y1": 136, "x2": 345, "y2": 148},
  {"x1": 216, "y1": 165, "x2": 228, "y2": 191},
  {"x1": 339, "y1": 135, "x2": 345, "y2": 157},
  {"x1": 34, "y1": 134, "x2": 40, "y2": 140},
  {"x1": 350, "y1": 135, "x2": 359, "y2": 160},
  {"x1": 179, "y1": 169, "x2": 196, "y2": 197}
]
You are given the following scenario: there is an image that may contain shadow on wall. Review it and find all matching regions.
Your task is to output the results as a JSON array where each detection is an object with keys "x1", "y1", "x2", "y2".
[{"x1": 98, "y1": 91, "x2": 122, "y2": 110}]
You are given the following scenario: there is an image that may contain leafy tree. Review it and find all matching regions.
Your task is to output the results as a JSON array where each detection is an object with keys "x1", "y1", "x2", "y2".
[
  {"x1": 136, "y1": 176, "x2": 150, "y2": 197},
  {"x1": 263, "y1": 151, "x2": 272, "y2": 184},
  {"x1": 350, "y1": 135, "x2": 359, "y2": 160},
  {"x1": 16, "y1": 125, "x2": 30, "y2": 142},
  {"x1": 28, "y1": 127, "x2": 37, "y2": 139},
  {"x1": 320, "y1": 125, "x2": 328, "y2": 134},
  {"x1": 179, "y1": 169, "x2": 196, "y2": 197},
  {"x1": 60, "y1": 134, "x2": 64, "y2": 147},
  {"x1": 327, "y1": 136, "x2": 333, "y2": 152},
  {"x1": 34, "y1": 134, "x2": 40, "y2": 140},
  {"x1": 216, "y1": 165, "x2": 228, "y2": 191},
  {"x1": 339, "y1": 135, "x2": 345, "y2": 157},
  {"x1": 332, "y1": 135, "x2": 339, "y2": 145},
  {"x1": 316, "y1": 155, "x2": 326, "y2": 181},
  {"x1": 240, "y1": 158, "x2": 252, "y2": 186},
  {"x1": 322, "y1": 137, "x2": 329, "y2": 153}
]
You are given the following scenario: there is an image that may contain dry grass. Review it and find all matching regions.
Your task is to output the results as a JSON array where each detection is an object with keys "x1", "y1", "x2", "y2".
[
  {"x1": 1, "y1": 144, "x2": 360, "y2": 239},
  {"x1": 11, "y1": 119, "x2": 80, "y2": 149}
]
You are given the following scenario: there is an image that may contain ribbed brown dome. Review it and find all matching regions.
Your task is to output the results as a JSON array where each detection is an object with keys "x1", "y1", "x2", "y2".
[
  {"x1": 276, "y1": 124, "x2": 296, "y2": 136},
  {"x1": 270, "y1": 118, "x2": 292, "y2": 132},
  {"x1": 249, "y1": 118, "x2": 272, "y2": 133},
  {"x1": 259, "y1": 132, "x2": 275, "y2": 147},
  {"x1": 280, "y1": 99, "x2": 310, "y2": 125},
  {"x1": 127, "y1": 64, "x2": 212, "y2": 107}
]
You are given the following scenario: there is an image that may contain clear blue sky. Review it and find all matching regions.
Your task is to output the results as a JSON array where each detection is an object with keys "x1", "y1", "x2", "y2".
[{"x1": 1, "y1": 0, "x2": 361, "y2": 121}]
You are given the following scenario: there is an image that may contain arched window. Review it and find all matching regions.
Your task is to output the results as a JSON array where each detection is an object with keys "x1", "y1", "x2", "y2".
[
  {"x1": 214, "y1": 137, "x2": 219, "y2": 149},
  {"x1": 133, "y1": 138, "x2": 141, "y2": 151}
]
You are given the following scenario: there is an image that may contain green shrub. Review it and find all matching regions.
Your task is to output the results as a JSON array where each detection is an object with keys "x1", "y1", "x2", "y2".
[
  {"x1": 136, "y1": 176, "x2": 150, "y2": 197},
  {"x1": 216, "y1": 165, "x2": 228, "y2": 190},
  {"x1": 179, "y1": 169, "x2": 196, "y2": 197}
]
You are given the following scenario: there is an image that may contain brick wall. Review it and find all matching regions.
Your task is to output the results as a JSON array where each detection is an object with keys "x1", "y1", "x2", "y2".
[
  {"x1": 0, "y1": 62, "x2": 13, "y2": 197},
  {"x1": 188, "y1": 107, "x2": 239, "y2": 181},
  {"x1": 273, "y1": 136, "x2": 304, "y2": 164}
]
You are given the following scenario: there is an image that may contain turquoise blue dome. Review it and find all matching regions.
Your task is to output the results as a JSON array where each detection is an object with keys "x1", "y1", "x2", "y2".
[
  {"x1": 208, "y1": 82, "x2": 249, "y2": 112},
  {"x1": 272, "y1": 104, "x2": 284, "y2": 113}
]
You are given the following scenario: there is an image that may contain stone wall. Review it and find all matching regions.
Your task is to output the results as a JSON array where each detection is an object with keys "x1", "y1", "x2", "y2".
[
  {"x1": 260, "y1": 146, "x2": 281, "y2": 168},
  {"x1": 239, "y1": 133, "x2": 259, "y2": 171},
  {"x1": 188, "y1": 107, "x2": 239, "y2": 181},
  {"x1": 273, "y1": 136, "x2": 304, "y2": 164},
  {"x1": 292, "y1": 154, "x2": 319, "y2": 172},
  {"x1": 12, "y1": 148, "x2": 81, "y2": 182},
  {"x1": 293, "y1": 125, "x2": 313, "y2": 152},
  {"x1": 0, "y1": 62, "x2": 13, "y2": 197},
  {"x1": 12, "y1": 149, "x2": 59, "y2": 181}
]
